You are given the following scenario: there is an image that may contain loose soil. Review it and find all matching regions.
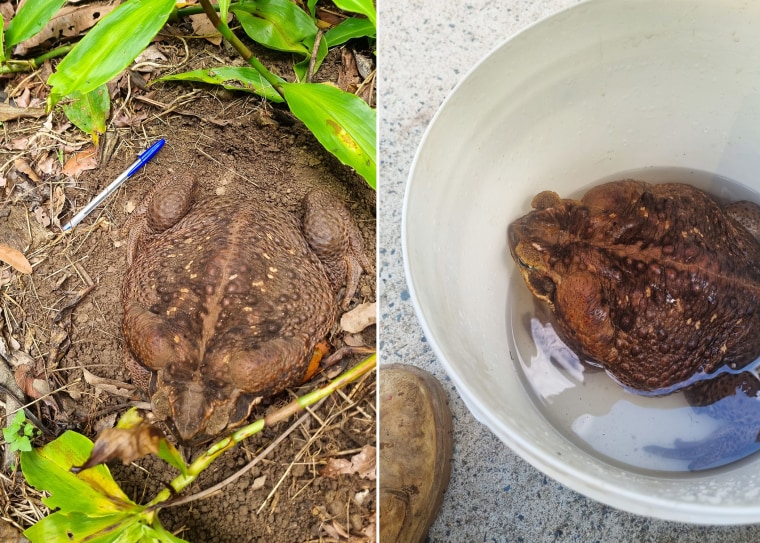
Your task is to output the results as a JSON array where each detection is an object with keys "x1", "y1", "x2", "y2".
[{"x1": 0, "y1": 18, "x2": 376, "y2": 543}]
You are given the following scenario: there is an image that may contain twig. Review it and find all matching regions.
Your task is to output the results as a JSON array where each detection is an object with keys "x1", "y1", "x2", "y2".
[{"x1": 306, "y1": 31, "x2": 324, "y2": 83}]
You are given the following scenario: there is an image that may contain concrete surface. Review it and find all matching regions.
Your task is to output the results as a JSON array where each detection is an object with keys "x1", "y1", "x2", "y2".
[{"x1": 377, "y1": 1, "x2": 760, "y2": 540}]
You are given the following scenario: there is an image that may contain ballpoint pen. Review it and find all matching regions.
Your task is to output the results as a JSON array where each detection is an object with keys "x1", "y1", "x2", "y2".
[{"x1": 61, "y1": 139, "x2": 166, "y2": 232}]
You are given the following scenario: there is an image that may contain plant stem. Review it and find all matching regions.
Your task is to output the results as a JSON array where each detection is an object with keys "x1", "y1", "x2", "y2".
[
  {"x1": 0, "y1": 44, "x2": 73, "y2": 74},
  {"x1": 145, "y1": 353, "x2": 376, "y2": 508},
  {"x1": 197, "y1": 0, "x2": 286, "y2": 98}
]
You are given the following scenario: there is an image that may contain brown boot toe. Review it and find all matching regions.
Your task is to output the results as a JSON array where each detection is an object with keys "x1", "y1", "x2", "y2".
[{"x1": 379, "y1": 364, "x2": 453, "y2": 543}]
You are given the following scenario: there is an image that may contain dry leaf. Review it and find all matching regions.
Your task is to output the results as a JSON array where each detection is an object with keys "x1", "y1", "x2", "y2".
[
  {"x1": 15, "y1": 4, "x2": 115, "y2": 55},
  {"x1": 190, "y1": 13, "x2": 226, "y2": 45},
  {"x1": 0, "y1": 243, "x2": 32, "y2": 274},
  {"x1": 332, "y1": 521, "x2": 351, "y2": 538},
  {"x1": 343, "y1": 333, "x2": 366, "y2": 347},
  {"x1": 133, "y1": 45, "x2": 168, "y2": 72},
  {"x1": 37, "y1": 151, "x2": 62, "y2": 177},
  {"x1": 111, "y1": 109, "x2": 148, "y2": 128},
  {"x1": 353, "y1": 51, "x2": 374, "y2": 80},
  {"x1": 13, "y1": 158, "x2": 40, "y2": 183},
  {"x1": 0, "y1": 3, "x2": 14, "y2": 24},
  {"x1": 0, "y1": 517, "x2": 26, "y2": 543},
  {"x1": 361, "y1": 520, "x2": 376, "y2": 543},
  {"x1": 322, "y1": 521, "x2": 350, "y2": 540},
  {"x1": 13, "y1": 363, "x2": 50, "y2": 400},
  {"x1": 340, "y1": 302, "x2": 376, "y2": 333},
  {"x1": 62, "y1": 145, "x2": 98, "y2": 177},
  {"x1": 322, "y1": 445, "x2": 376, "y2": 480},
  {"x1": 93, "y1": 412, "x2": 118, "y2": 435},
  {"x1": 51, "y1": 185, "x2": 66, "y2": 223},
  {"x1": 0, "y1": 103, "x2": 45, "y2": 122},
  {"x1": 337, "y1": 47, "x2": 362, "y2": 94},
  {"x1": 48, "y1": 323, "x2": 71, "y2": 369},
  {"x1": 5, "y1": 137, "x2": 29, "y2": 151},
  {"x1": 0, "y1": 269, "x2": 12, "y2": 287},
  {"x1": 74, "y1": 419, "x2": 164, "y2": 470},
  {"x1": 82, "y1": 368, "x2": 136, "y2": 398},
  {"x1": 34, "y1": 206, "x2": 51, "y2": 227}
]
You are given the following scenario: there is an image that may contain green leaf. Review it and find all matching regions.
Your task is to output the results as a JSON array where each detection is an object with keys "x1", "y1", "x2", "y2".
[
  {"x1": 0, "y1": 14, "x2": 6, "y2": 62},
  {"x1": 24, "y1": 511, "x2": 140, "y2": 543},
  {"x1": 4, "y1": 411, "x2": 34, "y2": 452},
  {"x1": 6, "y1": 409, "x2": 24, "y2": 431},
  {"x1": 157, "y1": 67, "x2": 284, "y2": 103},
  {"x1": 20, "y1": 431, "x2": 138, "y2": 515},
  {"x1": 294, "y1": 34, "x2": 327, "y2": 82},
  {"x1": 12, "y1": 436, "x2": 32, "y2": 452},
  {"x1": 307, "y1": 0, "x2": 318, "y2": 17},
  {"x1": 282, "y1": 82, "x2": 376, "y2": 188},
  {"x1": 332, "y1": 0, "x2": 376, "y2": 27},
  {"x1": 4, "y1": 0, "x2": 67, "y2": 49},
  {"x1": 231, "y1": 0, "x2": 316, "y2": 55},
  {"x1": 142, "y1": 521, "x2": 191, "y2": 543},
  {"x1": 47, "y1": 0, "x2": 175, "y2": 105},
  {"x1": 218, "y1": 0, "x2": 231, "y2": 22},
  {"x1": 61, "y1": 85, "x2": 110, "y2": 140},
  {"x1": 325, "y1": 17, "x2": 376, "y2": 47},
  {"x1": 157, "y1": 439, "x2": 188, "y2": 477}
]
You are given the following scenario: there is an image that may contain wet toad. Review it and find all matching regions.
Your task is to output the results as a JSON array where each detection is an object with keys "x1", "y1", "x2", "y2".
[
  {"x1": 508, "y1": 179, "x2": 760, "y2": 393},
  {"x1": 121, "y1": 175, "x2": 371, "y2": 442}
]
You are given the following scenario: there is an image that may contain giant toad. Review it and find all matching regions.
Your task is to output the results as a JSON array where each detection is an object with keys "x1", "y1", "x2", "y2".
[
  {"x1": 508, "y1": 179, "x2": 760, "y2": 393},
  {"x1": 121, "y1": 175, "x2": 371, "y2": 442}
]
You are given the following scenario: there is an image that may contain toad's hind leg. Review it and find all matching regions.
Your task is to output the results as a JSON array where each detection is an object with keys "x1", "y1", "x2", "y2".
[
  {"x1": 122, "y1": 174, "x2": 196, "y2": 264},
  {"x1": 124, "y1": 349, "x2": 152, "y2": 393},
  {"x1": 302, "y1": 190, "x2": 373, "y2": 308}
]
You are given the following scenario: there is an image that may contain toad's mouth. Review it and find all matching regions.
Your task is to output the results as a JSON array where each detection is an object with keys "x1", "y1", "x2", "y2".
[{"x1": 151, "y1": 380, "x2": 237, "y2": 443}]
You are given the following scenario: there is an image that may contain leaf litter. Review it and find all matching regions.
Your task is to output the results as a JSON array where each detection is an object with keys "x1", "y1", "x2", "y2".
[{"x1": 0, "y1": 11, "x2": 376, "y2": 542}]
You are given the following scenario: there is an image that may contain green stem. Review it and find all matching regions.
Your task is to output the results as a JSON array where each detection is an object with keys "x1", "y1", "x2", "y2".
[
  {"x1": 173, "y1": 5, "x2": 208, "y2": 18},
  {"x1": 0, "y1": 44, "x2": 73, "y2": 74},
  {"x1": 145, "y1": 353, "x2": 376, "y2": 508},
  {"x1": 197, "y1": 0, "x2": 286, "y2": 98}
]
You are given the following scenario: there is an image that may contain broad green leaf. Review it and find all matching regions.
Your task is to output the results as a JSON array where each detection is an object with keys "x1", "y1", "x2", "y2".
[
  {"x1": 231, "y1": 0, "x2": 316, "y2": 55},
  {"x1": 61, "y1": 85, "x2": 110, "y2": 141},
  {"x1": 5, "y1": 0, "x2": 67, "y2": 49},
  {"x1": 157, "y1": 67, "x2": 284, "y2": 103},
  {"x1": 20, "y1": 431, "x2": 137, "y2": 515},
  {"x1": 282, "y1": 82, "x2": 376, "y2": 188},
  {"x1": 24, "y1": 511, "x2": 140, "y2": 543},
  {"x1": 332, "y1": 0, "x2": 376, "y2": 27},
  {"x1": 325, "y1": 17, "x2": 376, "y2": 47},
  {"x1": 47, "y1": 0, "x2": 175, "y2": 105}
]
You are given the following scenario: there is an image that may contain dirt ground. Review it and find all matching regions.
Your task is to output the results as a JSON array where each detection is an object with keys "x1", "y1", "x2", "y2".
[{"x1": 0, "y1": 15, "x2": 376, "y2": 543}]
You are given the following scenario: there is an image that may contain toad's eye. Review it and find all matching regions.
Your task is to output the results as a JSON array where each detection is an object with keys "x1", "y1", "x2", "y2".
[{"x1": 518, "y1": 257, "x2": 532, "y2": 270}]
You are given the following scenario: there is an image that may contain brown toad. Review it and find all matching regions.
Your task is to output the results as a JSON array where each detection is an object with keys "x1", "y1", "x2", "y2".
[
  {"x1": 508, "y1": 179, "x2": 760, "y2": 393},
  {"x1": 121, "y1": 175, "x2": 372, "y2": 443}
]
